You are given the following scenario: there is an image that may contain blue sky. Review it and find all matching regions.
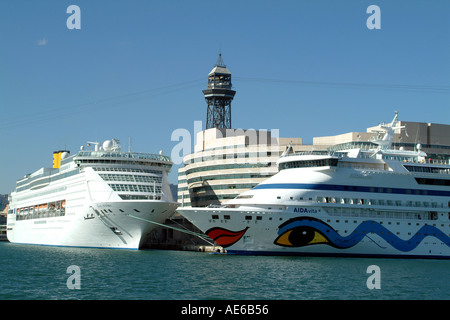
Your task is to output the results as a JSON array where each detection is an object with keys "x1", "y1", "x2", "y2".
[{"x1": 1, "y1": 0, "x2": 449, "y2": 194}]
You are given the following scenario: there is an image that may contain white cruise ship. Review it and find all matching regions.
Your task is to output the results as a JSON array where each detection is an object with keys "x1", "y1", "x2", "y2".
[
  {"x1": 178, "y1": 113, "x2": 450, "y2": 258},
  {"x1": 7, "y1": 139, "x2": 178, "y2": 249}
]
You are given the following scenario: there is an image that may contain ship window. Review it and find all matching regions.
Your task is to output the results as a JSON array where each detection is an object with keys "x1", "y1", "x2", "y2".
[
  {"x1": 245, "y1": 216, "x2": 252, "y2": 220},
  {"x1": 212, "y1": 215, "x2": 219, "y2": 219},
  {"x1": 236, "y1": 194, "x2": 253, "y2": 199},
  {"x1": 15, "y1": 200, "x2": 66, "y2": 220},
  {"x1": 224, "y1": 215, "x2": 230, "y2": 220},
  {"x1": 256, "y1": 216, "x2": 262, "y2": 220},
  {"x1": 110, "y1": 183, "x2": 162, "y2": 194},
  {"x1": 415, "y1": 177, "x2": 450, "y2": 186},
  {"x1": 279, "y1": 157, "x2": 338, "y2": 170}
]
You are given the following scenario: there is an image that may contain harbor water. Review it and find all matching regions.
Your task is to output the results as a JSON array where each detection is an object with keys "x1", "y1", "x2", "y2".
[{"x1": 0, "y1": 241, "x2": 448, "y2": 300}]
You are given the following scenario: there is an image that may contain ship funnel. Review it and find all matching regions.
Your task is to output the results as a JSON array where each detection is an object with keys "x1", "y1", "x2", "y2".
[{"x1": 53, "y1": 150, "x2": 70, "y2": 168}]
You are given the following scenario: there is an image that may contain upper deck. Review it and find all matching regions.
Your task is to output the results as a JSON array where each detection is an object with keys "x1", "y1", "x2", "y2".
[
  {"x1": 71, "y1": 151, "x2": 172, "y2": 168},
  {"x1": 14, "y1": 139, "x2": 173, "y2": 193},
  {"x1": 74, "y1": 151, "x2": 170, "y2": 162}
]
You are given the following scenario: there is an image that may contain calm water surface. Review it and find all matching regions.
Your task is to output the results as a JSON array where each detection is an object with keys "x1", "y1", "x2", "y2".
[{"x1": 0, "y1": 242, "x2": 448, "y2": 300}]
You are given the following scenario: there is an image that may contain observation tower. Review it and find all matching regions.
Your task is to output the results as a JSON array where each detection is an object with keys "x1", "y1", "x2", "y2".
[{"x1": 203, "y1": 54, "x2": 236, "y2": 129}]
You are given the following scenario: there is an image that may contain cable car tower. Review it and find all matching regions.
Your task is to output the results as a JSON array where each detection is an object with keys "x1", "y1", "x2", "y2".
[{"x1": 203, "y1": 53, "x2": 236, "y2": 129}]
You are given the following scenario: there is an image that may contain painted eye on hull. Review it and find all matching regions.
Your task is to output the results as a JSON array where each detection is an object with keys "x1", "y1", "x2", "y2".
[{"x1": 274, "y1": 226, "x2": 329, "y2": 247}]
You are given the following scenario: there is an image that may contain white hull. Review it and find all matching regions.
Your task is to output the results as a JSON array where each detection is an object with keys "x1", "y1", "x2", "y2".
[
  {"x1": 177, "y1": 113, "x2": 450, "y2": 259},
  {"x1": 8, "y1": 201, "x2": 177, "y2": 249},
  {"x1": 179, "y1": 205, "x2": 450, "y2": 258},
  {"x1": 7, "y1": 139, "x2": 178, "y2": 250}
]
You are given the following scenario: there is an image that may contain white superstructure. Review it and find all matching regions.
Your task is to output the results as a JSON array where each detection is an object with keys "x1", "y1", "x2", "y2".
[
  {"x1": 7, "y1": 139, "x2": 178, "y2": 249},
  {"x1": 178, "y1": 113, "x2": 450, "y2": 258}
]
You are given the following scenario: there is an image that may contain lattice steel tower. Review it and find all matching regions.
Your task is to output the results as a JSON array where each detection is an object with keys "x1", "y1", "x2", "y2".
[{"x1": 203, "y1": 53, "x2": 236, "y2": 129}]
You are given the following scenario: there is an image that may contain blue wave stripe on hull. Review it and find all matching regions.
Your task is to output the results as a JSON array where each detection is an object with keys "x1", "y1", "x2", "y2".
[{"x1": 278, "y1": 218, "x2": 450, "y2": 252}]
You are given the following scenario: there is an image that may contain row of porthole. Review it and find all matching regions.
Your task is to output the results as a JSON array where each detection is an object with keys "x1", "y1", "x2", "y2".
[
  {"x1": 327, "y1": 218, "x2": 449, "y2": 227},
  {"x1": 99, "y1": 208, "x2": 155, "y2": 214}
]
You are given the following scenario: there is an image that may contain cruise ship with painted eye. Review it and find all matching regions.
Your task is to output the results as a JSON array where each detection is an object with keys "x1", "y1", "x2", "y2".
[
  {"x1": 178, "y1": 113, "x2": 450, "y2": 258},
  {"x1": 7, "y1": 139, "x2": 178, "y2": 249}
]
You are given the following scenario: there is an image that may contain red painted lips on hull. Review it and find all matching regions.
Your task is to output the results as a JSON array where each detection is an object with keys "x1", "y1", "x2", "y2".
[{"x1": 206, "y1": 227, "x2": 249, "y2": 248}]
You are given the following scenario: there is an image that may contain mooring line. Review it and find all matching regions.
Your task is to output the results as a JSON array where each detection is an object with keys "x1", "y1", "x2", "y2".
[{"x1": 126, "y1": 214, "x2": 216, "y2": 246}]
